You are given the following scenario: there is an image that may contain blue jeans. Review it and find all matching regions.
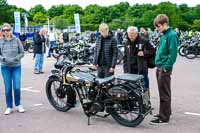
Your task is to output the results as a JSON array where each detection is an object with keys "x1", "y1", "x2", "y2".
[
  {"x1": 34, "y1": 53, "x2": 44, "y2": 72},
  {"x1": 1, "y1": 65, "x2": 22, "y2": 108},
  {"x1": 48, "y1": 41, "x2": 55, "y2": 57}
]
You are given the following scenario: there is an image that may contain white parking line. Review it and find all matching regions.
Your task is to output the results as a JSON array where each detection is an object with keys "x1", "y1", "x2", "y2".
[
  {"x1": 184, "y1": 112, "x2": 200, "y2": 117},
  {"x1": 33, "y1": 104, "x2": 43, "y2": 106},
  {"x1": 21, "y1": 87, "x2": 40, "y2": 93}
]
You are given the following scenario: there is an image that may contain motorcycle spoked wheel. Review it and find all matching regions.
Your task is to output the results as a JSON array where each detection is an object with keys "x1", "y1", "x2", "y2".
[
  {"x1": 46, "y1": 77, "x2": 72, "y2": 112},
  {"x1": 178, "y1": 45, "x2": 187, "y2": 56},
  {"x1": 28, "y1": 43, "x2": 34, "y2": 53},
  {"x1": 110, "y1": 87, "x2": 144, "y2": 127},
  {"x1": 57, "y1": 54, "x2": 72, "y2": 63},
  {"x1": 184, "y1": 46, "x2": 198, "y2": 59},
  {"x1": 52, "y1": 47, "x2": 61, "y2": 59},
  {"x1": 117, "y1": 49, "x2": 124, "y2": 64}
]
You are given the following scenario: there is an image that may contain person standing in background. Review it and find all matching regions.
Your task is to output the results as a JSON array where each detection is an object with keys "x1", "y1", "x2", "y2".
[
  {"x1": 47, "y1": 27, "x2": 57, "y2": 57},
  {"x1": 33, "y1": 28, "x2": 46, "y2": 74}
]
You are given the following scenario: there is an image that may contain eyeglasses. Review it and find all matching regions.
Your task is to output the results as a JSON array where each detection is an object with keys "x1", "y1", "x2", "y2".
[{"x1": 2, "y1": 29, "x2": 11, "y2": 32}]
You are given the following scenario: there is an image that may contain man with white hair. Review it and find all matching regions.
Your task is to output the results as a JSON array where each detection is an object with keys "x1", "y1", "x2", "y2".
[
  {"x1": 33, "y1": 28, "x2": 46, "y2": 74},
  {"x1": 123, "y1": 26, "x2": 155, "y2": 91}
]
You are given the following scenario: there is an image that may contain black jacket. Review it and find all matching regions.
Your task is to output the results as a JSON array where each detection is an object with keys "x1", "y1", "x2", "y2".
[
  {"x1": 19, "y1": 34, "x2": 27, "y2": 42},
  {"x1": 123, "y1": 35, "x2": 154, "y2": 73},
  {"x1": 93, "y1": 35, "x2": 118, "y2": 68},
  {"x1": 33, "y1": 32, "x2": 46, "y2": 54}
]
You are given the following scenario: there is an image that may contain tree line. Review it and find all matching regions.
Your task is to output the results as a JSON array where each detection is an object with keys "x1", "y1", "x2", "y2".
[{"x1": 1, "y1": 0, "x2": 200, "y2": 31}]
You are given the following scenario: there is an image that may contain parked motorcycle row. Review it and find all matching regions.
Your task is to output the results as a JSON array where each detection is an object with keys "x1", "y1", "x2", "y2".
[
  {"x1": 178, "y1": 32, "x2": 200, "y2": 59},
  {"x1": 52, "y1": 37, "x2": 124, "y2": 65}
]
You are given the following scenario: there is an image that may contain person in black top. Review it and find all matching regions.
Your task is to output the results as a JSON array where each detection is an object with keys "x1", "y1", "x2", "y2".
[
  {"x1": 123, "y1": 26, "x2": 155, "y2": 90},
  {"x1": 19, "y1": 33, "x2": 27, "y2": 48},
  {"x1": 33, "y1": 28, "x2": 46, "y2": 74},
  {"x1": 93, "y1": 23, "x2": 118, "y2": 78}
]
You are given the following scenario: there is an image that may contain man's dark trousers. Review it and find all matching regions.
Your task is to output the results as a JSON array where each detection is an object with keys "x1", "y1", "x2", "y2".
[
  {"x1": 156, "y1": 67, "x2": 172, "y2": 122},
  {"x1": 97, "y1": 65, "x2": 113, "y2": 78}
]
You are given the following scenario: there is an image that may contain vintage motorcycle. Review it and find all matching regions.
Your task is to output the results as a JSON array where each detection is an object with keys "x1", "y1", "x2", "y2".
[{"x1": 45, "y1": 61, "x2": 152, "y2": 127}]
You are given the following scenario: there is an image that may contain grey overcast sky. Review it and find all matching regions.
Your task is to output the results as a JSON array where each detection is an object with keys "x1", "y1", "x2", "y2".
[{"x1": 7, "y1": 0, "x2": 200, "y2": 10}]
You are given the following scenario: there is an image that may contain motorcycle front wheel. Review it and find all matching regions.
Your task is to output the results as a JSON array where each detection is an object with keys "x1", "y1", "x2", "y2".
[
  {"x1": 46, "y1": 77, "x2": 73, "y2": 112},
  {"x1": 178, "y1": 45, "x2": 187, "y2": 56},
  {"x1": 184, "y1": 46, "x2": 197, "y2": 59}
]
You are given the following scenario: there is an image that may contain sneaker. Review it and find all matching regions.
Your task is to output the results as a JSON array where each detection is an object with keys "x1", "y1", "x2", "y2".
[
  {"x1": 153, "y1": 114, "x2": 160, "y2": 118},
  {"x1": 150, "y1": 118, "x2": 168, "y2": 125},
  {"x1": 34, "y1": 71, "x2": 40, "y2": 74},
  {"x1": 4, "y1": 108, "x2": 12, "y2": 115},
  {"x1": 40, "y1": 71, "x2": 44, "y2": 74},
  {"x1": 16, "y1": 105, "x2": 25, "y2": 113}
]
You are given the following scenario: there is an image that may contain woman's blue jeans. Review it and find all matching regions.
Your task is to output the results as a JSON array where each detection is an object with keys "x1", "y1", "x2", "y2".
[{"x1": 1, "y1": 65, "x2": 21, "y2": 108}]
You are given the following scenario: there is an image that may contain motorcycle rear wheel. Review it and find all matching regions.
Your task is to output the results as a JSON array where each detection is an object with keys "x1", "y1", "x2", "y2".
[{"x1": 110, "y1": 86, "x2": 144, "y2": 127}]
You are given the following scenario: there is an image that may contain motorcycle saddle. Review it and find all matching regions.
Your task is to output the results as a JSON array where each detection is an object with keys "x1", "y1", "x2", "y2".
[
  {"x1": 116, "y1": 74, "x2": 144, "y2": 82},
  {"x1": 95, "y1": 76, "x2": 115, "y2": 85}
]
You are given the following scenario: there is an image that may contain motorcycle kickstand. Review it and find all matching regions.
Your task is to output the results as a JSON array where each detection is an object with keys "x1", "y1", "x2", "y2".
[{"x1": 88, "y1": 116, "x2": 90, "y2": 125}]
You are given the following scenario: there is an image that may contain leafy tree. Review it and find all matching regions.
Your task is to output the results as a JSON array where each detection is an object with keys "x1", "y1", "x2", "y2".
[
  {"x1": 0, "y1": 0, "x2": 7, "y2": 5},
  {"x1": 61, "y1": 5, "x2": 83, "y2": 25},
  {"x1": 2, "y1": 1, "x2": 200, "y2": 31},
  {"x1": 140, "y1": 10, "x2": 156, "y2": 29},
  {"x1": 82, "y1": 4, "x2": 103, "y2": 23},
  {"x1": 47, "y1": 5, "x2": 65, "y2": 18},
  {"x1": 177, "y1": 20, "x2": 191, "y2": 30},
  {"x1": 63, "y1": 5, "x2": 83, "y2": 18},
  {"x1": 0, "y1": 0, "x2": 8, "y2": 24},
  {"x1": 33, "y1": 12, "x2": 48, "y2": 24},
  {"x1": 178, "y1": 4, "x2": 190, "y2": 13},
  {"x1": 50, "y1": 16, "x2": 69, "y2": 29},
  {"x1": 192, "y1": 19, "x2": 200, "y2": 30},
  {"x1": 29, "y1": 4, "x2": 47, "y2": 19}
]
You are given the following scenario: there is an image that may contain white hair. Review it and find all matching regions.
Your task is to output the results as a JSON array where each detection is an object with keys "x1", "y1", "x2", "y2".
[{"x1": 127, "y1": 26, "x2": 138, "y2": 33}]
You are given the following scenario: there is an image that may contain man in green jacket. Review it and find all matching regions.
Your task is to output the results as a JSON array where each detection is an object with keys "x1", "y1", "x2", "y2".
[{"x1": 150, "y1": 14, "x2": 178, "y2": 125}]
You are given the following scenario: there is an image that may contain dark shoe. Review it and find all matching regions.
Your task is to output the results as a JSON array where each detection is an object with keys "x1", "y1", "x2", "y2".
[
  {"x1": 40, "y1": 71, "x2": 44, "y2": 74},
  {"x1": 150, "y1": 118, "x2": 168, "y2": 125},
  {"x1": 47, "y1": 56, "x2": 51, "y2": 58},
  {"x1": 153, "y1": 114, "x2": 160, "y2": 118}
]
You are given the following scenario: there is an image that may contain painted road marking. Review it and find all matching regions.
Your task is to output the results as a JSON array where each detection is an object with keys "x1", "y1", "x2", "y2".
[
  {"x1": 184, "y1": 112, "x2": 200, "y2": 117},
  {"x1": 21, "y1": 87, "x2": 40, "y2": 93},
  {"x1": 33, "y1": 104, "x2": 43, "y2": 106}
]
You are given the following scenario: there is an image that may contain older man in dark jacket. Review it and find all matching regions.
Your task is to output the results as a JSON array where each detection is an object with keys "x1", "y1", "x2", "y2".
[
  {"x1": 123, "y1": 26, "x2": 155, "y2": 90},
  {"x1": 93, "y1": 23, "x2": 118, "y2": 78},
  {"x1": 33, "y1": 28, "x2": 46, "y2": 74}
]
